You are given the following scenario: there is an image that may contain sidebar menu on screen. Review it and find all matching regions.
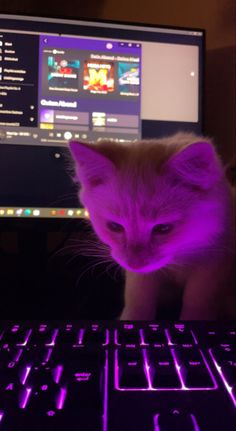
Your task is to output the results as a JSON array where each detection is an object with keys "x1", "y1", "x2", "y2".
[{"x1": 0, "y1": 32, "x2": 39, "y2": 128}]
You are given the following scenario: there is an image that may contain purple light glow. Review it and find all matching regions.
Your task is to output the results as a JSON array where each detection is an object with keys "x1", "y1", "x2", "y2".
[
  {"x1": 103, "y1": 329, "x2": 110, "y2": 346},
  {"x1": 139, "y1": 329, "x2": 147, "y2": 346},
  {"x1": 19, "y1": 387, "x2": 32, "y2": 409},
  {"x1": 190, "y1": 414, "x2": 201, "y2": 431},
  {"x1": 45, "y1": 348, "x2": 53, "y2": 363},
  {"x1": 115, "y1": 347, "x2": 218, "y2": 391},
  {"x1": 114, "y1": 330, "x2": 120, "y2": 346},
  {"x1": 165, "y1": 329, "x2": 174, "y2": 346},
  {"x1": 209, "y1": 349, "x2": 236, "y2": 407},
  {"x1": 153, "y1": 413, "x2": 160, "y2": 430},
  {"x1": 103, "y1": 350, "x2": 109, "y2": 431},
  {"x1": 20, "y1": 366, "x2": 32, "y2": 385},
  {"x1": 17, "y1": 329, "x2": 32, "y2": 346},
  {"x1": 46, "y1": 329, "x2": 59, "y2": 346},
  {"x1": 170, "y1": 348, "x2": 188, "y2": 390},
  {"x1": 0, "y1": 412, "x2": 4, "y2": 422},
  {"x1": 191, "y1": 330, "x2": 198, "y2": 344},
  {"x1": 13, "y1": 348, "x2": 23, "y2": 362},
  {"x1": 124, "y1": 324, "x2": 134, "y2": 329},
  {"x1": 53, "y1": 365, "x2": 64, "y2": 384},
  {"x1": 170, "y1": 347, "x2": 218, "y2": 391},
  {"x1": 143, "y1": 349, "x2": 154, "y2": 390},
  {"x1": 78, "y1": 329, "x2": 85, "y2": 344},
  {"x1": 56, "y1": 387, "x2": 67, "y2": 410}
]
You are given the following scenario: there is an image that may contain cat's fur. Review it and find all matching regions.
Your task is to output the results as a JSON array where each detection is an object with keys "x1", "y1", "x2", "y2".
[{"x1": 69, "y1": 132, "x2": 236, "y2": 320}]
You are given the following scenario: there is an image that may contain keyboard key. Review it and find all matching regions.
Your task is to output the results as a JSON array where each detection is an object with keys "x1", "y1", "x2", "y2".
[
  {"x1": 21, "y1": 367, "x2": 53, "y2": 388},
  {"x1": 0, "y1": 382, "x2": 21, "y2": 411},
  {"x1": 117, "y1": 349, "x2": 148, "y2": 388},
  {"x1": 82, "y1": 329, "x2": 106, "y2": 346},
  {"x1": 174, "y1": 347, "x2": 214, "y2": 388},
  {"x1": 0, "y1": 347, "x2": 17, "y2": 366},
  {"x1": 168, "y1": 327, "x2": 195, "y2": 345},
  {"x1": 198, "y1": 328, "x2": 236, "y2": 347},
  {"x1": 0, "y1": 363, "x2": 22, "y2": 389},
  {"x1": 222, "y1": 330, "x2": 236, "y2": 346},
  {"x1": 27, "y1": 328, "x2": 58, "y2": 346},
  {"x1": 146, "y1": 348, "x2": 180, "y2": 388},
  {"x1": 63, "y1": 371, "x2": 103, "y2": 409},
  {"x1": 154, "y1": 410, "x2": 198, "y2": 431},
  {"x1": 210, "y1": 346, "x2": 236, "y2": 390},
  {"x1": 19, "y1": 346, "x2": 53, "y2": 366},
  {"x1": 56, "y1": 328, "x2": 80, "y2": 345},
  {"x1": 221, "y1": 363, "x2": 236, "y2": 386},
  {"x1": 0, "y1": 327, "x2": 31, "y2": 346},
  {"x1": 50, "y1": 346, "x2": 105, "y2": 367},
  {"x1": 142, "y1": 328, "x2": 167, "y2": 345},
  {"x1": 19, "y1": 382, "x2": 60, "y2": 413},
  {"x1": 117, "y1": 328, "x2": 141, "y2": 345},
  {"x1": 211, "y1": 346, "x2": 236, "y2": 365}
]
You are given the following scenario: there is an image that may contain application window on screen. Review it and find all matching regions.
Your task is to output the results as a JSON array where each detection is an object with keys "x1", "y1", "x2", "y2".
[{"x1": 0, "y1": 32, "x2": 141, "y2": 146}]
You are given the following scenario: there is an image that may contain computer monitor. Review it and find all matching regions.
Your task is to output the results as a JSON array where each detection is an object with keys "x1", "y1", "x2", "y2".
[{"x1": 0, "y1": 14, "x2": 205, "y2": 227}]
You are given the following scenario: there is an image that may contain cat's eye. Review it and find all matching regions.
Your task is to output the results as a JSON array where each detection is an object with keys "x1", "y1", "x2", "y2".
[
  {"x1": 107, "y1": 221, "x2": 124, "y2": 233},
  {"x1": 152, "y1": 223, "x2": 172, "y2": 234}
]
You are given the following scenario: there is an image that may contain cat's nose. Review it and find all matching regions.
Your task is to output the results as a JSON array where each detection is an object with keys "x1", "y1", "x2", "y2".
[
  {"x1": 126, "y1": 243, "x2": 149, "y2": 270},
  {"x1": 126, "y1": 255, "x2": 148, "y2": 271},
  {"x1": 127, "y1": 262, "x2": 143, "y2": 270}
]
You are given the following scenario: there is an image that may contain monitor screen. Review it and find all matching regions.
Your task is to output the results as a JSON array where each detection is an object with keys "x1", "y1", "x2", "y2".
[{"x1": 0, "y1": 14, "x2": 204, "y2": 221}]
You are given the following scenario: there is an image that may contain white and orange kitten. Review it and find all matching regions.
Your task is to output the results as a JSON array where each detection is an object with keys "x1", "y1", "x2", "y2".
[{"x1": 69, "y1": 132, "x2": 236, "y2": 320}]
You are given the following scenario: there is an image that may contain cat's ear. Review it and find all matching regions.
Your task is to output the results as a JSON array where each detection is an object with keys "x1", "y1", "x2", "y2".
[
  {"x1": 164, "y1": 140, "x2": 224, "y2": 189},
  {"x1": 69, "y1": 140, "x2": 115, "y2": 187}
]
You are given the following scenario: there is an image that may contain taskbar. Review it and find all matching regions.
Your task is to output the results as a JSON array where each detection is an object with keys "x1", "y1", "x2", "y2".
[{"x1": 0, "y1": 207, "x2": 89, "y2": 219}]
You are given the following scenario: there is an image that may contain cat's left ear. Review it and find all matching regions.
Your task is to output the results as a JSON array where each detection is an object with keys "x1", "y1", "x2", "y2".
[
  {"x1": 69, "y1": 140, "x2": 115, "y2": 187},
  {"x1": 164, "y1": 140, "x2": 224, "y2": 189}
]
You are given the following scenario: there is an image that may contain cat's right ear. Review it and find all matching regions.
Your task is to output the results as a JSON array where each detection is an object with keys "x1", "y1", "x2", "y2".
[
  {"x1": 69, "y1": 141, "x2": 115, "y2": 187},
  {"x1": 162, "y1": 140, "x2": 224, "y2": 190}
]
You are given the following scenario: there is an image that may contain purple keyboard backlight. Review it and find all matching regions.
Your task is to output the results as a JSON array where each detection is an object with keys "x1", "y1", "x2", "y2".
[{"x1": 0, "y1": 322, "x2": 235, "y2": 431}]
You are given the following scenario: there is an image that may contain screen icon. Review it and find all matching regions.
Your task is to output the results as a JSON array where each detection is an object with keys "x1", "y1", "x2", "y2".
[{"x1": 7, "y1": 209, "x2": 14, "y2": 215}]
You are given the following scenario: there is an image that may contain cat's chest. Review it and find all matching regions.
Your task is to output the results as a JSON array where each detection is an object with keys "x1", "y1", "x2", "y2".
[{"x1": 166, "y1": 266, "x2": 191, "y2": 287}]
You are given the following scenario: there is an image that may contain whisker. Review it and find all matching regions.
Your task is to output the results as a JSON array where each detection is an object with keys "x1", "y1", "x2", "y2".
[
  {"x1": 48, "y1": 192, "x2": 79, "y2": 206},
  {"x1": 75, "y1": 258, "x2": 115, "y2": 287}
]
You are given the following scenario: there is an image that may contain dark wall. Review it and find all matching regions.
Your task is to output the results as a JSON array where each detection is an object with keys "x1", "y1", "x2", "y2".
[{"x1": 0, "y1": 0, "x2": 106, "y2": 19}]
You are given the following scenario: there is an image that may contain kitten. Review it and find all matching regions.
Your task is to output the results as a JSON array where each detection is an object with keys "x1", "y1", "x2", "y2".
[{"x1": 69, "y1": 132, "x2": 236, "y2": 320}]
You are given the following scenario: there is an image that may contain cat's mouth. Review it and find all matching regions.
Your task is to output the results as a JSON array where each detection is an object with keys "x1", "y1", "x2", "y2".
[{"x1": 114, "y1": 255, "x2": 172, "y2": 273}]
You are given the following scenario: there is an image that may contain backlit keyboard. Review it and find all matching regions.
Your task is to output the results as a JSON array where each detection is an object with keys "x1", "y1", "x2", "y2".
[{"x1": 0, "y1": 321, "x2": 235, "y2": 430}]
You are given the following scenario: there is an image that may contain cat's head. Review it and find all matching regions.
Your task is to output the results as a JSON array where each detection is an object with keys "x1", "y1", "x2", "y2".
[{"x1": 69, "y1": 133, "x2": 226, "y2": 273}]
